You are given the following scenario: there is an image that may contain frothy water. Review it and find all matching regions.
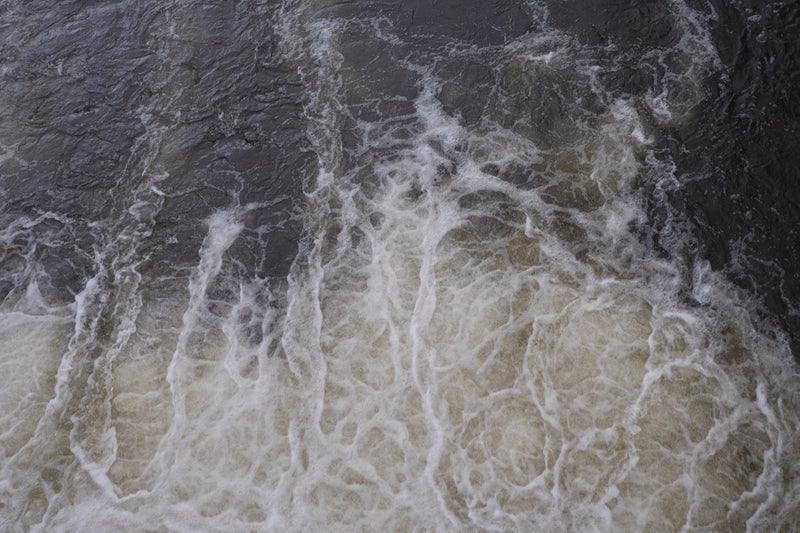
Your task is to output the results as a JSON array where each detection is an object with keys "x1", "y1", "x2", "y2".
[{"x1": 1, "y1": 0, "x2": 799, "y2": 531}]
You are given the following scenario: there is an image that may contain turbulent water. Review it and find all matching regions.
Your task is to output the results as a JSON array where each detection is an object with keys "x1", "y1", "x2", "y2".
[{"x1": 1, "y1": 0, "x2": 799, "y2": 531}]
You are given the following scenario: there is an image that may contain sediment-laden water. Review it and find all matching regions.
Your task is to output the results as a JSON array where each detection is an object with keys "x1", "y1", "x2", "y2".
[{"x1": 1, "y1": 0, "x2": 798, "y2": 531}]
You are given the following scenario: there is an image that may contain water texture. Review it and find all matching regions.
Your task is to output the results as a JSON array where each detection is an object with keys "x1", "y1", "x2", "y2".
[{"x1": 0, "y1": 0, "x2": 798, "y2": 531}]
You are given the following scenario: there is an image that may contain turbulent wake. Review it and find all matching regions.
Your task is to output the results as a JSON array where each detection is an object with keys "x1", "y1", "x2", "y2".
[{"x1": 0, "y1": 0, "x2": 798, "y2": 531}]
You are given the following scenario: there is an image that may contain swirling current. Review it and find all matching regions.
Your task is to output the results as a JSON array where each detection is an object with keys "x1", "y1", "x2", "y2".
[{"x1": 1, "y1": 0, "x2": 799, "y2": 531}]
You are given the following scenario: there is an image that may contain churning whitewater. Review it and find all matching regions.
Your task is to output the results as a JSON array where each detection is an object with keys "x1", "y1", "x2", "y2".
[{"x1": 0, "y1": 0, "x2": 798, "y2": 531}]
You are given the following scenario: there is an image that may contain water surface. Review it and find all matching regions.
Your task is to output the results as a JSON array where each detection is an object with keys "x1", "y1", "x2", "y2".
[{"x1": 0, "y1": 0, "x2": 798, "y2": 530}]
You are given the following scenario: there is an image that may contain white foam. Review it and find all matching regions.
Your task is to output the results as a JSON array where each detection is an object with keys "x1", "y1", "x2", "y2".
[{"x1": 2, "y1": 1, "x2": 799, "y2": 531}]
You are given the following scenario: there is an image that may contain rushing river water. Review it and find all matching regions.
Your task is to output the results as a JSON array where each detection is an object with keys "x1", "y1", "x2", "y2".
[{"x1": 1, "y1": 0, "x2": 799, "y2": 531}]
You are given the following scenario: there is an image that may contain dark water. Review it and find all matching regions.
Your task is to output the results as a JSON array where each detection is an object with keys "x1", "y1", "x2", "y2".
[
  {"x1": 1, "y1": 0, "x2": 799, "y2": 530},
  {"x1": 0, "y1": 0, "x2": 310, "y2": 299},
  {"x1": 533, "y1": 0, "x2": 800, "y2": 357},
  {"x1": 679, "y1": 0, "x2": 800, "y2": 355},
  {"x1": 3, "y1": 0, "x2": 797, "y2": 353}
]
